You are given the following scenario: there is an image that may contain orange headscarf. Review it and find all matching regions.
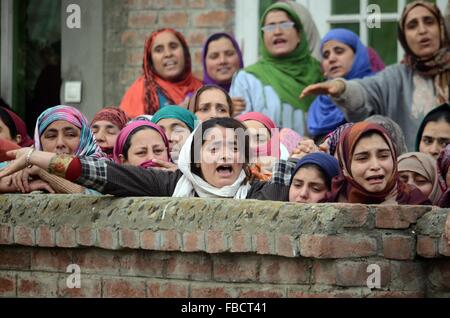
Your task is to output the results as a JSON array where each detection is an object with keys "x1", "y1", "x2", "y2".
[{"x1": 120, "y1": 28, "x2": 202, "y2": 117}]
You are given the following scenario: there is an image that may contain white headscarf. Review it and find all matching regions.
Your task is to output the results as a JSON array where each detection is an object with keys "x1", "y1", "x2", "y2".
[{"x1": 172, "y1": 125, "x2": 251, "y2": 198}]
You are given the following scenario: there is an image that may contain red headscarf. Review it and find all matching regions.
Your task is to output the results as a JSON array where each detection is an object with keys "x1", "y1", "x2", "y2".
[
  {"x1": 327, "y1": 122, "x2": 429, "y2": 205},
  {"x1": 1, "y1": 107, "x2": 34, "y2": 147},
  {"x1": 120, "y1": 28, "x2": 202, "y2": 117},
  {"x1": 91, "y1": 106, "x2": 129, "y2": 130}
]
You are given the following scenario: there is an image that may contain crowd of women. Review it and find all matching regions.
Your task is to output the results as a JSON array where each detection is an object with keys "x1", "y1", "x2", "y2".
[{"x1": 0, "y1": 1, "x2": 449, "y2": 240}]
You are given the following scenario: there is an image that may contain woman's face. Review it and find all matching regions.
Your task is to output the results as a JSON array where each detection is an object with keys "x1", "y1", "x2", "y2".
[
  {"x1": 206, "y1": 37, "x2": 241, "y2": 85},
  {"x1": 195, "y1": 88, "x2": 231, "y2": 122},
  {"x1": 151, "y1": 31, "x2": 186, "y2": 81},
  {"x1": 91, "y1": 120, "x2": 121, "y2": 150},
  {"x1": 263, "y1": 10, "x2": 300, "y2": 57},
  {"x1": 350, "y1": 133, "x2": 394, "y2": 193},
  {"x1": 200, "y1": 126, "x2": 244, "y2": 188},
  {"x1": 121, "y1": 128, "x2": 169, "y2": 166},
  {"x1": 321, "y1": 40, "x2": 355, "y2": 79},
  {"x1": 289, "y1": 166, "x2": 328, "y2": 203},
  {"x1": 404, "y1": 5, "x2": 440, "y2": 59},
  {"x1": 243, "y1": 120, "x2": 271, "y2": 151},
  {"x1": 156, "y1": 118, "x2": 191, "y2": 152},
  {"x1": 399, "y1": 170, "x2": 433, "y2": 197},
  {"x1": 419, "y1": 119, "x2": 450, "y2": 159},
  {"x1": 40, "y1": 120, "x2": 81, "y2": 154}
]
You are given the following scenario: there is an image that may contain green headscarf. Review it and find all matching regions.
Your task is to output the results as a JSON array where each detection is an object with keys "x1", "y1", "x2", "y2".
[
  {"x1": 151, "y1": 105, "x2": 198, "y2": 131},
  {"x1": 245, "y1": 2, "x2": 323, "y2": 112}
]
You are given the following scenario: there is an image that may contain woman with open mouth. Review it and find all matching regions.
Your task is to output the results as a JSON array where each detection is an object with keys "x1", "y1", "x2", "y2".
[
  {"x1": 120, "y1": 28, "x2": 203, "y2": 118},
  {"x1": 307, "y1": 28, "x2": 374, "y2": 143},
  {"x1": 301, "y1": 1, "x2": 450, "y2": 151},
  {"x1": 230, "y1": 2, "x2": 322, "y2": 136},
  {"x1": 326, "y1": 121, "x2": 429, "y2": 205},
  {"x1": 0, "y1": 118, "x2": 289, "y2": 201}
]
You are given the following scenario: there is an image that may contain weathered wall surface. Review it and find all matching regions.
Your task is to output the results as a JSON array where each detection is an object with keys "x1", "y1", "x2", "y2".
[
  {"x1": 0, "y1": 194, "x2": 449, "y2": 298},
  {"x1": 103, "y1": 0, "x2": 235, "y2": 108}
]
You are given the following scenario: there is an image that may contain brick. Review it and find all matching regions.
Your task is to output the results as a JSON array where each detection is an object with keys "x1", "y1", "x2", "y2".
[
  {"x1": 147, "y1": 281, "x2": 189, "y2": 298},
  {"x1": 195, "y1": 10, "x2": 232, "y2": 27},
  {"x1": 238, "y1": 288, "x2": 284, "y2": 298},
  {"x1": 166, "y1": 253, "x2": 212, "y2": 281},
  {"x1": 56, "y1": 225, "x2": 77, "y2": 248},
  {"x1": 438, "y1": 234, "x2": 450, "y2": 256},
  {"x1": 14, "y1": 225, "x2": 35, "y2": 246},
  {"x1": 119, "y1": 251, "x2": 165, "y2": 278},
  {"x1": 36, "y1": 225, "x2": 55, "y2": 247},
  {"x1": 140, "y1": 230, "x2": 161, "y2": 250},
  {"x1": 417, "y1": 235, "x2": 438, "y2": 258},
  {"x1": 375, "y1": 206, "x2": 429, "y2": 229},
  {"x1": 190, "y1": 284, "x2": 233, "y2": 298},
  {"x1": 127, "y1": 50, "x2": 143, "y2": 66},
  {"x1": 160, "y1": 12, "x2": 189, "y2": 28},
  {"x1": 0, "y1": 272, "x2": 16, "y2": 297},
  {"x1": 189, "y1": 0, "x2": 205, "y2": 8},
  {"x1": 288, "y1": 289, "x2": 360, "y2": 298},
  {"x1": 382, "y1": 234, "x2": 415, "y2": 260},
  {"x1": 342, "y1": 204, "x2": 369, "y2": 228},
  {"x1": 31, "y1": 249, "x2": 72, "y2": 272},
  {"x1": 126, "y1": 0, "x2": 165, "y2": 9},
  {"x1": 259, "y1": 257, "x2": 310, "y2": 284},
  {"x1": 128, "y1": 11, "x2": 157, "y2": 28},
  {"x1": 299, "y1": 234, "x2": 377, "y2": 259},
  {"x1": 119, "y1": 228, "x2": 140, "y2": 249},
  {"x1": 102, "y1": 278, "x2": 146, "y2": 298},
  {"x1": 121, "y1": 30, "x2": 138, "y2": 47},
  {"x1": 0, "y1": 247, "x2": 31, "y2": 270},
  {"x1": 17, "y1": 272, "x2": 58, "y2": 298},
  {"x1": 230, "y1": 231, "x2": 252, "y2": 253},
  {"x1": 312, "y1": 260, "x2": 337, "y2": 285},
  {"x1": 276, "y1": 234, "x2": 298, "y2": 257},
  {"x1": 97, "y1": 227, "x2": 119, "y2": 250},
  {"x1": 72, "y1": 249, "x2": 120, "y2": 275},
  {"x1": 182, "y1": 231, "x2": 205, "y2": 252},
  {"x1": 186, "y1": 30, "x2": 207, "y2": 46},
  {"x1": 336, "y1": 261, "x2": 391, "y2": 287},
  {"x1": 252, "y1": 234, "x2": 274, "y2": 255},
  {"x1": 206, "y1": 231, "x2": 228, "y2": 253},
  {"x1": 57, "y1": 274, "x2": 101, "y2": 298},
  {"x1": 213, "y1": 255, "x2": 258, "y2": 283},
  {"x1": 367, "y1": 291, "x2": 425, "y2": 298},
  {"x1": 160, "y1": 230, "x2": 180, "y2": 251},
  {"x1": 170, "y1": 0, "x2": 186, "y2": 8},
  {"x1": 0, "y1": 224, "x2": 13, "y2": 245},
  {"x1": 76, "y1": 227, "x2": 96, "y2": 247},
  {"x1": 120, "y1": 68, "x2": 140, "y2": 85}
]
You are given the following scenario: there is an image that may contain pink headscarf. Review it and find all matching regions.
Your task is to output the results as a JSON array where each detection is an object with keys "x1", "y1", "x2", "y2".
[
  {"x1": 113, "y1": 120, "x2": 171, "y2": 164},
  {"x1": 237, "y1": 112, "x2": 280, "y2": 158}
]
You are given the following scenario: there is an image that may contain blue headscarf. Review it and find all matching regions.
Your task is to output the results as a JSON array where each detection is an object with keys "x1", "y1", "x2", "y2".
[
  {"x1": 307, "y1": 29, "x2": 374, "y2": 137},
  {"x1": 151, "y1": 105, "x2": 198, "y2": 132},
  {"x1": 290, "y1": 152, "x2": 340, "y2": 187}
]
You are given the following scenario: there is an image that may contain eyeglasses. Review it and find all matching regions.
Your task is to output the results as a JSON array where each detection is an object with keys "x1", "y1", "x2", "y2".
[{"x1": 261, "y1": 21, "x2": 295, "y2": 33}]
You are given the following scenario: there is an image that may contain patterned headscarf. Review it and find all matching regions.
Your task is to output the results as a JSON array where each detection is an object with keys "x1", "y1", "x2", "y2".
[
  {"x1": 91, "y1": 107, "x2": 129, "y2": 130},
  {"x1": 34, "y1": 105, "x2": 103, "y2": 158},
  {"x1": 398, "y1": 1, "x2": 450, "y2": 104}
]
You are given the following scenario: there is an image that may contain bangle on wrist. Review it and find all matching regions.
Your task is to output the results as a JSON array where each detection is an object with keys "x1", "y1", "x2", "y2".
[{"x1": 25, "y1": 148, "x2": 35, "y2": 168}]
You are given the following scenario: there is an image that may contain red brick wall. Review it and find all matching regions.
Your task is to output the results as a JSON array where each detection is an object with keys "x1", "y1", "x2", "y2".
[
  {"x1": 103, "y1": 0, "x2": 235, "y2": 107},
  {"x1": 0, "y1": 195, "x2": 449, "y2": 298}
]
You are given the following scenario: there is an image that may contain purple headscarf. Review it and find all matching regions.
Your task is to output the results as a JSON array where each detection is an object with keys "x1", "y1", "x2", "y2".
[{"x1": 202, "y1": 32, "x2": 244, "y2": 92}]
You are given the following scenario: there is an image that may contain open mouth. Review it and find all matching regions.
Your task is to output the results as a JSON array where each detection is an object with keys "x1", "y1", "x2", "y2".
[
  {"x1": 273, "y1": 38, "x2": 287, "y2": 46},
  {"x1": 163, "y1": 60, "x2": 177, "y2": 68},
  {"x1": 329, "y1": 66, "x2": 341, "y2": 73},
  {"x1": 217, "y1": 66, "x2": 231, "y2": 74},
  {"x1": 216, "y1": 164, "x2": 233, "y2": 177},
  {"x1": 419, "y1": 38, "x2": 431, "y2": 46},
  {"x1": 366, "y1": 175, "x2": 385, "y2": 184}
]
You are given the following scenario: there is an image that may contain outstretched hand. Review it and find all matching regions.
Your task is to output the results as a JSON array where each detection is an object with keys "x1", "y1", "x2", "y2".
[
  {"x1": 300, "y1": 80, "x2": 345, "y2": 99},
  {"x1": 151, "y1": 159, "x2": 178, "y2": 172}
]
